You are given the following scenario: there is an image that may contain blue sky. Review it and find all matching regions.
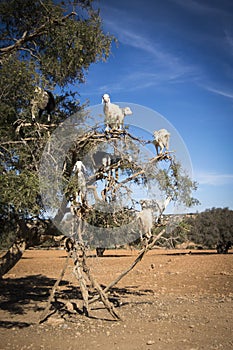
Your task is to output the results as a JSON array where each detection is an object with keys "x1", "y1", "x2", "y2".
[{"x1": 76, "y1": 0, "x2": 233, "y2": 213}]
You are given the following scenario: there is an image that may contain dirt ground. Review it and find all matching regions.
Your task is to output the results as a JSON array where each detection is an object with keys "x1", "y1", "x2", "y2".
[{"x1": 0, "y1": 248, "x2": 233, "y2": 350}]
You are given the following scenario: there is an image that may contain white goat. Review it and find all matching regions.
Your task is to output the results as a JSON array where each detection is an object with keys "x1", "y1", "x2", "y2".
[
  {"x1": 73, "y1": 160, "x2": 86, "y2": 174},
  {"x1": 136, "y1": 200, "x2": 154, "y2": 240},
  {"x1": 153, "y1": 128, "x2": 170, "y2": 155},
  {"x1": 117, "y1": 107, "x2": 133, "y2": 129},
  {"x1": 102, "y1": 93, "x2": 132, "y2": 131},
  {"x1": 31, "y1": 87, "x2": 55, "y2": 122},
  {"x1": 72, "y1": 160, "x2": 87, "y2": 205}
]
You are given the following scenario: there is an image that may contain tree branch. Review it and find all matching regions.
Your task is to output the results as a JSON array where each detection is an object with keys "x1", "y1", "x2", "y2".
[{"x1": 0, "y1": 12, "x2": 77, "y2": 62}]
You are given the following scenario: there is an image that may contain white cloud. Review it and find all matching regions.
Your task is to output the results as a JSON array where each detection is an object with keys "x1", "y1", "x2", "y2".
[
  {"x1": 88, "y1": 2, "x2": 230, "y2": 97},
  {"x1": 195, "y1": 171, "x2": 233, "y2": 186},
  {"x1": 108, "y1": 21, "x2": 181, "y2": 66},
  {"x1": 203, "y1": 85, "x2": 233, "y2": 100},
  {"x1": 103, "y1": 5, "x2": 200, "y2": 71},
  {"x1": 101, "y1": 19, "x2": 200, "y2": 94},
  {"x1": 86, "y1": 67, "x2": 196, "y2": 96}
]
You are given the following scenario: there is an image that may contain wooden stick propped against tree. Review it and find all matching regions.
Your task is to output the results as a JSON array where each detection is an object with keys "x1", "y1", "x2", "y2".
[{"x1": 89, "y1": 229, "x2": 166, "y2": 305}]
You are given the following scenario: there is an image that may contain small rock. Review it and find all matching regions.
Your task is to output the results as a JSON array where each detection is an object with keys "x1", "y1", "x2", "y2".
[
  {"x1": 47, "y1": 317, "x2": 64, "y2": 326},
  {"x1": 146, "y1": 340, "x2": 155, "y2": 345},
  {"x1": 66, "y1": 301, "x2": 76, "y2": 312}
]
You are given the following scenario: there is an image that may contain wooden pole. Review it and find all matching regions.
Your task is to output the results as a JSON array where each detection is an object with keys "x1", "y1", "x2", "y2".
[
  {"x1": 72, "y1": 252, "x2": 90, "y2": 317},
  {"x1": 89, "y1": 229, "x2": 165, "y2": 305},
  {"x1": 38, "y1": 253, "x2": 70, "y2": 323},
  {"x1": 82, "y1": 249, "x2": 121, "y2": 320}
]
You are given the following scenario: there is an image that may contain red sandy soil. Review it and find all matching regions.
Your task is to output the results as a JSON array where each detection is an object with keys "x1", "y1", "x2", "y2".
[{"x1": 0, "y1": 248, "x2": 233, "y2": 350}]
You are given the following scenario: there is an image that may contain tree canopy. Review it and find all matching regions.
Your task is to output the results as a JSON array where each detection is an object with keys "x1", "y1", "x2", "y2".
[
  {"x1": 0, "y1": 0, "x2": 114, "y2": 83},
  {"x1": 0, "y1": 0, "x2": 115, "y2": 245}
]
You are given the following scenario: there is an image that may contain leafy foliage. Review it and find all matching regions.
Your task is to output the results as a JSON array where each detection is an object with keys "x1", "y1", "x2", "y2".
[
  {"x1": 185, "y1": 207, "x2": 233, "y2": 249},
  {"x1": 0, "y1": 0, "x2": 115, "y2": 246},
  {"x1": 0, "y1": 0, "x2": 114, "y2": 85}
]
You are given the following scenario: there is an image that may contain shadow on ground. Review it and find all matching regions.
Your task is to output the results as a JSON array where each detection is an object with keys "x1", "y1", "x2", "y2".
[{"x1": 0, "y1": 274, "x2": 154, "y2": 327}]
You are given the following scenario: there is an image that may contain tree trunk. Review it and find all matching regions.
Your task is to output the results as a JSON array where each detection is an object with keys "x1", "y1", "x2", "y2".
[{"x1": 0, "y1": 240, "x2": 26, "y2": 278}]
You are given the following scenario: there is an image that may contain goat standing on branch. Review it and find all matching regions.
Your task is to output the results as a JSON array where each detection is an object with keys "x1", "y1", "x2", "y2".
[
  {"x1": 71, "y1": 160, "x2": 87, "y2": 206},
  {"x1": 136, "y1": 200, "x2": 154, "y2": 241},
  {"x1": 31, "y1": 87, "x2": 55, "y2": 122},
  {"x1": 102, "y1": 93, "x2": 132, "y2": 131},
  {"x1": 153, "y1": 128, "x2": 170, "y2": 155}
]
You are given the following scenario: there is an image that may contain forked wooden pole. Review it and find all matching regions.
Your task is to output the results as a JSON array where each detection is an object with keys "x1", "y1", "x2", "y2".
[
  {"x1": 89, "y1": 229, "x2": 165, "y2": 305},
  {"x1": 70, "y1": 242, "x2": 121, "y2": 320},
  {"x1": 82, "y1": 251, "x2": 121, "y2": 320},
  {"x1": 39, "y1": 229, "x2": 165, "y2": 323}
]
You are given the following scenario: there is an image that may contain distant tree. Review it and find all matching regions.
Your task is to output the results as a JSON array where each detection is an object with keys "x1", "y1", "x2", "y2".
[{"x1": 186, "y1": 207, "x2": 233, "y2": 249}]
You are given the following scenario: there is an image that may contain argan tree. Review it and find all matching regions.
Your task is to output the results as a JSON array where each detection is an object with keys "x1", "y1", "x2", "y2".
[
  {"x1": 0, "y1": 0, "x2": 199, "y2": 320},
  {"x1": 0, "y1": 0, "x2": 115, "y2": 275}
]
